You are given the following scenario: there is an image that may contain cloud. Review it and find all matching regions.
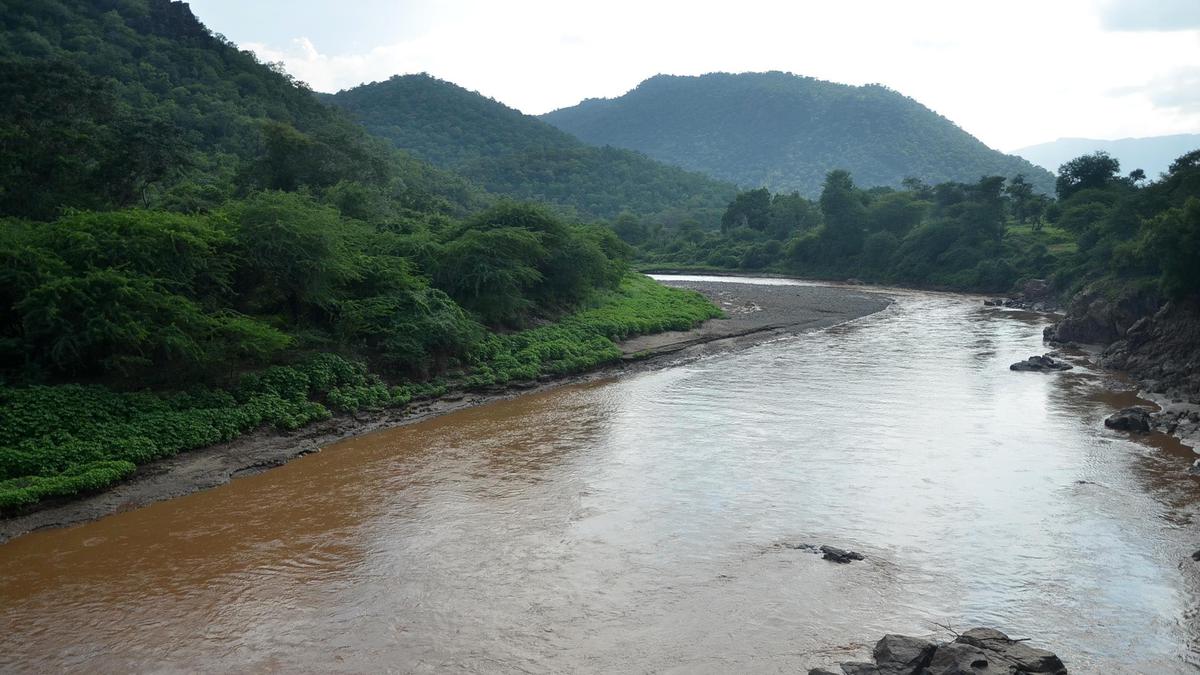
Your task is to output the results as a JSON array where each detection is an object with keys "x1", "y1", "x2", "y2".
[
  {"x1": 1098, "y1": 0, "x2": 1200, "y2": 31},
  {"x1": 1111, "y1": 67, "x2": 1200, "y2": 113}
]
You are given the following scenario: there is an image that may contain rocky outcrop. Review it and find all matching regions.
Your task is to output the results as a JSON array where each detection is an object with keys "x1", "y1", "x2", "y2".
[
  {"x1": 1043, "y1": 283, "x2": 1160, "y2": 345},
  {"x1": 1104, "y1": 407, "x2": 1153, "y2": 433},
  {"x1": 1010, "y1": 355, "x2": 1073, "y2": 372},
  {"x1": 1046, "y1": 285, "x2": 1200, "y2": 401},
  {"x1": 809, "y1": 628, "x2": 1068, "y2": 675}
]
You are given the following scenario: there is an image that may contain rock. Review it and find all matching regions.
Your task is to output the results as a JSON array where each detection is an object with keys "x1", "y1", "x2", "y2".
[
  {"x1": 838, "y1": 663, "x2": 880, "y2": 675},
  {"x1": 1022, "y1": 278, "x2": 1050, "y2": 299},
  {"x1": 984, "y1": 298, "x2": 1005, "y2": 307},
  {"x1": 809, "y1": 627, "x2": 1067, "y2": 675},
  {"x1": 924, "y1": 641, "x2": 991, "y2": 675},
  {"x1": 1192, "y1": 549, "x2": 1200, "y2": 561},
  {"x1": 1104, "y1": 407, "x2": 1153, "y2": 433},
  {"x1": 1188, "y1": 460, "x2": 1200, "y2": 476},
  {"x1": 1010, "y1": 354, "x2": 1073, "y2": 372},
  {"x1": 956, "y1": 627, "x2": 1067, "y2": 674},
  {"x1": 820, "y1": 545, "x2": 865, "y2": 564},
  {"x1": 873, "y1": 634, "x2": 936, "y2": 674}
]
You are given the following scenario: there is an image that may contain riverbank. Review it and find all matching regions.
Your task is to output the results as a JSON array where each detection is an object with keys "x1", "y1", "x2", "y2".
[{"x1": 0, "y1": 278, "x2": 891, "y2": 543}]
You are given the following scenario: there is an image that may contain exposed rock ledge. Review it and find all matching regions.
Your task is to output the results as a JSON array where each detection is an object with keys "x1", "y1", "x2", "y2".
[
  {"x1": 809, "y1": 628, "x2": 1068, "y2": 675},
  {"x1": 1044, "y1": 285, "x2": 1200, "y2": 402},
  {"x1": 1045, "y1": 283, "x2": 1200, "y2": 450}
]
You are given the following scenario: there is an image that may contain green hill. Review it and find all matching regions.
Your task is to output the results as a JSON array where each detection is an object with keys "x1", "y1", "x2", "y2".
[
  {"x1": 0, "y1": 0, "x2": 723, "y2": 511},
  {"x1": 327, "y1": 74, "x2": 737, "y2": 220},
  {"x1": 0, "y1": 0, "x2": 483, "y2": 219},
  {"x1": 541, "y1": 71, "x2": 1056, "y2": 197}
]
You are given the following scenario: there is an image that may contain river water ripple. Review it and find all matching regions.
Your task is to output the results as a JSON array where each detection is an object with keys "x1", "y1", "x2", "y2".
[{"x1": 1, "y1": 278, "x2": 1198, "y2": 673}]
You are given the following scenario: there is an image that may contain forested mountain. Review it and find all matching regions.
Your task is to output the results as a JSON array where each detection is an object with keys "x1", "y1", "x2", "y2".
[
  {"x1": 327, "y1": 74, "x2": 736, "y2": 220},
  {"x1": 542, "y1": 71, "x2": 1056, "y2": 197},
  {"x1": 0, "y1": 0, "x2": 719, "y2": 510},
  {"x1": 1013, "y1": 134, "x2": 1200, "y2": 179},
  {"x1": 0, "y1": 0, "x2": 483, "y2": 219}
]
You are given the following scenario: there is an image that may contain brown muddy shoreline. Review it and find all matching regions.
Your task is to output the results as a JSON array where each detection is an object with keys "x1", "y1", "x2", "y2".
[{"x1": 0, "y1": 279, "x2": 892, "y2": 544}]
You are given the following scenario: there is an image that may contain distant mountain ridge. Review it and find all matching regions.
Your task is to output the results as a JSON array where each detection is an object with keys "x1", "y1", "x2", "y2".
[
  {"x1": 541, "y1": 71, "x2": 1056, "y2": 197},
  {"x1": 327, "y1": 74, "x2": 737, "y2": 220},
  {"x1": 1012, "y1": 134, "x2": 1200, "y2": 178}
]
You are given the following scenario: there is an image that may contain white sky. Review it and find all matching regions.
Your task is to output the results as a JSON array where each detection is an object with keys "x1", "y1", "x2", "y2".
[{"x1": 189, "y1": 0, "x2": 1200, "y2": 151}]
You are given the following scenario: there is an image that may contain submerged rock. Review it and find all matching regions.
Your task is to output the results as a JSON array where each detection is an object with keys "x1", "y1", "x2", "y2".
[
  {"x1": 1010, "y1": 354, "x2": 1073, "y2": 372},
  {"x1": 820, "y1": 545, "x2": 865, "y2": 564},
  {"x1": 1104, "y1": 407, "x2": 1153, "y2": 433},
  {"x1": 808, "y1": 627, "x2": 1068, "y2": 675},
  {"x1": 1192, "y1": 549, "x2": 1200, "y2": 562}
]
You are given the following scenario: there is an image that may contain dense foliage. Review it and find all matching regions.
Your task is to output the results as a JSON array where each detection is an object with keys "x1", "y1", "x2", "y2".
[
  {"x1": 628, "y1": 150, "x2": 1200, "y2": 298},
  {"x1": 0, "y1": 0, "x2": 482, "y2": 219},
  {"x1": 328, "y1": 74, "x2": 736, "y2": 220},
  {"x1": 542, "y1": 71, "x2": 1056, "y2": 197},
  {"x1": 0, "y1": 0, "x2": 725, "y2": 511},
  {"x1": 0, "y1": 276, "x2": 719, "y2": 510}
]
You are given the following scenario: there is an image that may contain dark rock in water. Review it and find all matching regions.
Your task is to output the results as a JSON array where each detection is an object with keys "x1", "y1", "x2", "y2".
[
  {"x1": 1192, "y1": 549, "x2": 1200, "y2": 562},
  {"x1": 925, "y1": 641, "x2": 990, "y2": 674},
  {"x1": 874, "y1": 634, "x2": 936, "y2": 673},
  {"x1": 810, "y1": 627, "x2": 1067, "y2": 675},
  {"x1": 1010, "y1": 354, "x2": 1073, "y2": 372},
  {"x1": 820, "y1": 545, "x2": 864, "y2": 563},
  {"x1": 984, "y1": 298, "x2": 1005, "y2": 307},
  {"x1": 955, "y1": 627, "x2": 1067, "y2": 674},
  {"x1": 1104, "y1": 407, "x2": 1153, "y2": 433}
]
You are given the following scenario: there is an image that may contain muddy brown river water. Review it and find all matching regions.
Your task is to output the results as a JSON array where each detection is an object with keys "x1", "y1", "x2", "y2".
[{"x1": 1, "y1": 277, "x2": 1199, "y2": 673}]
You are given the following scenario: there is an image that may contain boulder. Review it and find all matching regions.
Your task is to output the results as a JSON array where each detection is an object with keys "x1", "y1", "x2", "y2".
[
  {"x1": 924, "y1": 641, "x2": 990, "y2": 675},
  {"x1": 1010, "y1": 355, "x2": 1073, "y2": 372},
  {"x1": 809, "y1": 627, "x2": 1067, "y2": 675},
  {"x1": 1104, "y1": 407, "x2": 1153, "y2": 433},
  {"x1": 820, "y1": 545, "x2": 865, "y2": 564},
  {"x1": 955, "y1": 627, "x2": 1067, "y2": 674},
  {"x1": 808, "y1": 669, "x2": 845, "y2": 675},
  {"x1": 1192, "y1": 549, "x2": 1199, "y2": 562},
  {"x1": 873, "y1": 634, "x2": 936, "y2": 674}
]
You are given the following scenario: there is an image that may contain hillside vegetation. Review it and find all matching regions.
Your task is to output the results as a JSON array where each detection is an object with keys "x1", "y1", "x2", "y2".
[
  {"x1": 629, "y1": 151, "x2": 1200, "y2": 299},
  {"x1": 542, "y1": 71, "x2": 1056, "y2": 197},
  {"x1": 0, "y1": 0, "x2": 720, "y2": 510},
  {"x1": 328, "y1": 74, "x2": 736, "y2": 220}
]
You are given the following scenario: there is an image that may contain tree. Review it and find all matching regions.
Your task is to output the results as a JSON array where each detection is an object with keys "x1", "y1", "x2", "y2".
[
  {"x1": 1056, "y1": 151, "x2": 1120, "y2": 200},
  {"x1": 721, "y1": 188, "x2": 772, "y2": 233},
  {"x1": 1005, "y1": 174, "x2": 1036, "y2": 224},
  {"x1": 818, "y1": 170, "x2": 867, "y2": 256},
  {"x1": 865, "y1": 191, "x2": 927, "y2": 235},
  {"x1": 767, "y1": 192, "x2": 820, "y2": 239}
]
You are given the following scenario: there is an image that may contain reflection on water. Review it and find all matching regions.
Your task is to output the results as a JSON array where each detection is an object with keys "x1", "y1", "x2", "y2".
[{"x1": 1, "y1": 280, "x2": 1198, "y2": 673}]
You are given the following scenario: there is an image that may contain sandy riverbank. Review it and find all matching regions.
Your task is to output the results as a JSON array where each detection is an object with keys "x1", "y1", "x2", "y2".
[{"x1": 0, "y1": 278, "x2": 891, "y2": 544}]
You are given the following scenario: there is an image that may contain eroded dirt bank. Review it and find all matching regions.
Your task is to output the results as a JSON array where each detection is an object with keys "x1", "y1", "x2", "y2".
[{"x1": 0, "y1": 279, "x2": 891, "y2": 544}]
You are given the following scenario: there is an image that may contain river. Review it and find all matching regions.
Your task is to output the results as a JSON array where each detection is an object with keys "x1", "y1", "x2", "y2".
[{"x1": 1, "y1": 277, "x2": 1198, "y2": 673}]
